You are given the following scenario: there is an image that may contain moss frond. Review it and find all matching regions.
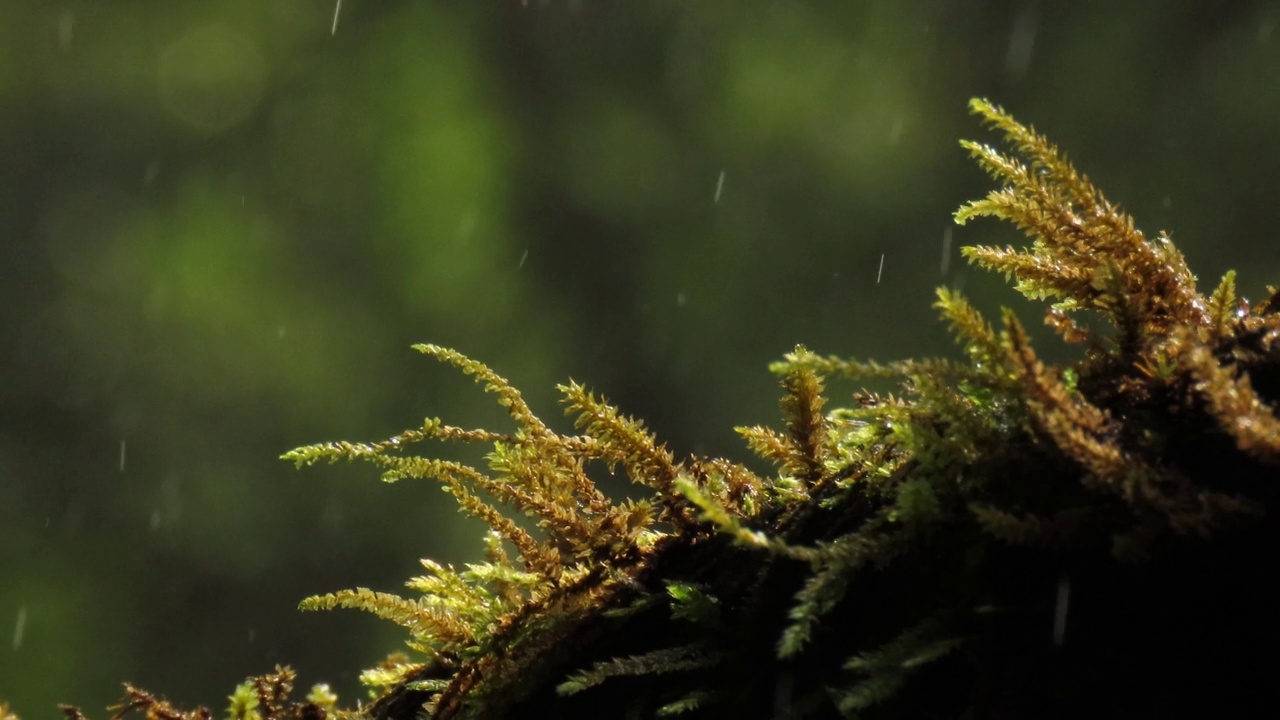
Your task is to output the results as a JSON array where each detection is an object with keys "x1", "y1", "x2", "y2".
[
  {"x1": 226, "y1": 681, "x2": 259, "y2": 720},
  {"x1": 250, "y1": 667, "x2": 297, "y2": 720},
  {"x1": 674, "y1": 474, "x2": 785, "y2": 554},
  {"x1": 736, "y1": 424, "x2": 793, "y2": 470},
  {"x1": 359, "y1": 654, "x2": 428, "y2": 692},
  {"x1": 555, "y1": 643, "x2": 719, "y2": 697},
  {"x1": 956, "y1": 99, "x2": 1206, "y2": 355},
  {"x1": 778, "y1": 514, "x2": 904, "y2": 658},
  {"x1": 1207, "y1": 270, "x2": 1239, "y2": 338},
  {"x1": 655, "y1": 692, "x2": 711, "y2": 716},
  {"x1": 834, "y1": 620, "x2": 965, "y2": 715},
  {"x1": 301, "y1": 588, "x2": 476, "y2": 648},
  {"x1": 665, "y1": 582, "x2": 722, "y2": 628},
  {"x1": 107, "y1": 686, "x2": 207, "y2": 720},
  {"x1": 965, "y1": 98, "x2": 1100, "y2": 212},
  {"x1": 304, "y1": 684, "x2": 339, "y2": 713},
  {"x1": 777, "y1": 363, "x2": 829, "y2": 486},
  {"x1": 1183, "y1": 339, "x2": 1280, "y2": 464},
  {"x1": 689, "y1": 456, "x2": 765, "y2": 517},
  {"x1": 969, "y1": 503, "x2": 1106, "y2": 550},
  {"x1": 279, "y1": 347, "x2": 742, "y2": 717},
  {"x1": 933, "y1": 287, "x2": 1010, "y2": 376},
  {"x1": 558, "y1": 380, "x2": 682, "y2": 498},
  {"x1": 414, "y1": 344, "x2": 549, "y2": 437}
]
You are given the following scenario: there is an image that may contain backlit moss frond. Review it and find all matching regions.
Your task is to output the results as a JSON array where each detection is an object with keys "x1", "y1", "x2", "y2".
[
  {"x1": 1183, "y1": 338, "x2": 1280, "y2": 464},
  {"x1": 942, "y1": 98, "x2": 1273, "y2": 548},
  {"x1": 391, "y1": 457, "x2": 563, "y2": 575},
  {"x1": 57, "y1": 668, "x2": 348, "y2": 720},
  {"x1": 935, "y1": 287, "x2": 1004, "y2": 371},
  {"x1": 108, "y1": 686, "x2": 208, "y2": 720},
  {"x1": 359, "y1": 654, "x2": 428, "y2": 694},
  {"x1": 301, "y1": 587, "x2": 476, "y2": 653},
  {"x1": 956, "y1": 98, "x2": 1205, "y2": 351},
  {"x1": 769, "y1": 344, "x2": 909, "y2": 382},
  {"x1": 736, "y1": 357, "x2": 837, "y2": 502},
  {"x1": 705, "y1": 457, "x2": 765, "y2": 512},
  {"x1": 1000, "y1": 309, "x2": 1124, "y2": 478},
  {"x1": 674, "y1": 474, "x2": 787, "y2": 555},
  {"x1": 558, "y1": 380, "x2": 682, "y2": 499},
  {"x1": 225, "y1": 681, "x2": 258, "y2": 720},
  {"x1": 415, "y1": 344, "x2": 550, "y2": 437},
  {"x1": 964, "y1": 98, "x2": 1100, "y2": 213},
  {"x1": 285, "y1": 347, "x2": 768, "y2": 718},
  {"x1": 250, "y1": 667, "x2": 298, "y2": 720},
  {"x1": 665, "y1": 582, "x2": 722, "y2": 628},
  {"x1": 777, "y1": 362, "x2": 829, "y2": 487},
  {"x1": 1207, "y1": 270, "x2": 1239, "y2": 339},
  {"x1": 736, "y1": 424, "x2": 793, "y2": 471}
]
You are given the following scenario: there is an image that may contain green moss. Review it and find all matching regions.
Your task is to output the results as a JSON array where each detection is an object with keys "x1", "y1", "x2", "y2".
[{"x1": 46, "y1": 99, "x2": 1279, "y2": 720}]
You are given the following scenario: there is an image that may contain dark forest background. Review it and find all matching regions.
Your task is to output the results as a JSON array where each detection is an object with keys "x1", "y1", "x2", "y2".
[{"x1": 3, "y1": 1, "x2": 1279, "y2": 715}]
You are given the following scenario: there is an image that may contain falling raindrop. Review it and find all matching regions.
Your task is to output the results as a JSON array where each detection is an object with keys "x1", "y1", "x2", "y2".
[
  {"x1": 519, "y1": 249, "x2": 529, "y2": 269},
  {"x1": 877, "y1": 253, "x2": 885, "y2": 284},
  {"x1": 119, "y1": 440, "x2": 127, "y2": 473},
  {"x1": 941, "y1": 226, "x2": 953, "y2": 275},
  {"x1": 12, "y1": 607, "x2": 27, "y2": 651},
  {"x1": 676, "y1": 291, "x2": 687, "y2": 307},
  {"x1": 57, "y1": 11, "x2": 74, "y2": 50},
  {"x1": 714, "y1": 170, "x2": 726, "y2": 203},
  {"x1": 332, "y1": 0, "x2": 343, "y2": 36},
  {"x1": 456, "y1": 212, "x2": 477, "y2": 242},
  {"x1": 1053, "y1": 574, "x2": 1071, "y2": 647},
  {"x1": 1005, "y1": 7, "x2": 1038, "y2": 81}
]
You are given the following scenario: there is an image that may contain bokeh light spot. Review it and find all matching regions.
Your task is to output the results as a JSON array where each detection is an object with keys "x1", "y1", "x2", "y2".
[{"x1": 158, "y1": 24, "x2": 265, "y2": 133}]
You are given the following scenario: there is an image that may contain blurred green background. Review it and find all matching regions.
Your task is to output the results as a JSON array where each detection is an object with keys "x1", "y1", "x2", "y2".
[{"x1": 3, "y1": 0, "x2": 1279, "y2": 714}]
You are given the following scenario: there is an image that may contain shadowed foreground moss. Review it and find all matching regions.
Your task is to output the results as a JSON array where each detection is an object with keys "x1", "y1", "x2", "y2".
[{"x1": 42, "y1": 100, "x2": 1278, "y2": 719}]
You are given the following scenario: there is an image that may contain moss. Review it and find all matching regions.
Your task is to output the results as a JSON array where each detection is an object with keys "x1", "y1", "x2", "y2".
[{"x1": 45, "y1": 99, "x2": 1279, "y2": 719}]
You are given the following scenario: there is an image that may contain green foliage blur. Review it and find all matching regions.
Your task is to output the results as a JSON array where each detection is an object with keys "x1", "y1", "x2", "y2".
[{"x1": 3, "y1": 1, "x2": 1279, "y2": 715}]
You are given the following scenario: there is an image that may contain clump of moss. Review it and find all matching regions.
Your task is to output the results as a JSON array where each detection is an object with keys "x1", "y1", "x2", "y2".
[
  {"x1": 52, "y1": 667, "x2": 343, "y2": 720},
  {"x1": 45, "y1": 99, "x2": 1279, "y2": 720}
]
